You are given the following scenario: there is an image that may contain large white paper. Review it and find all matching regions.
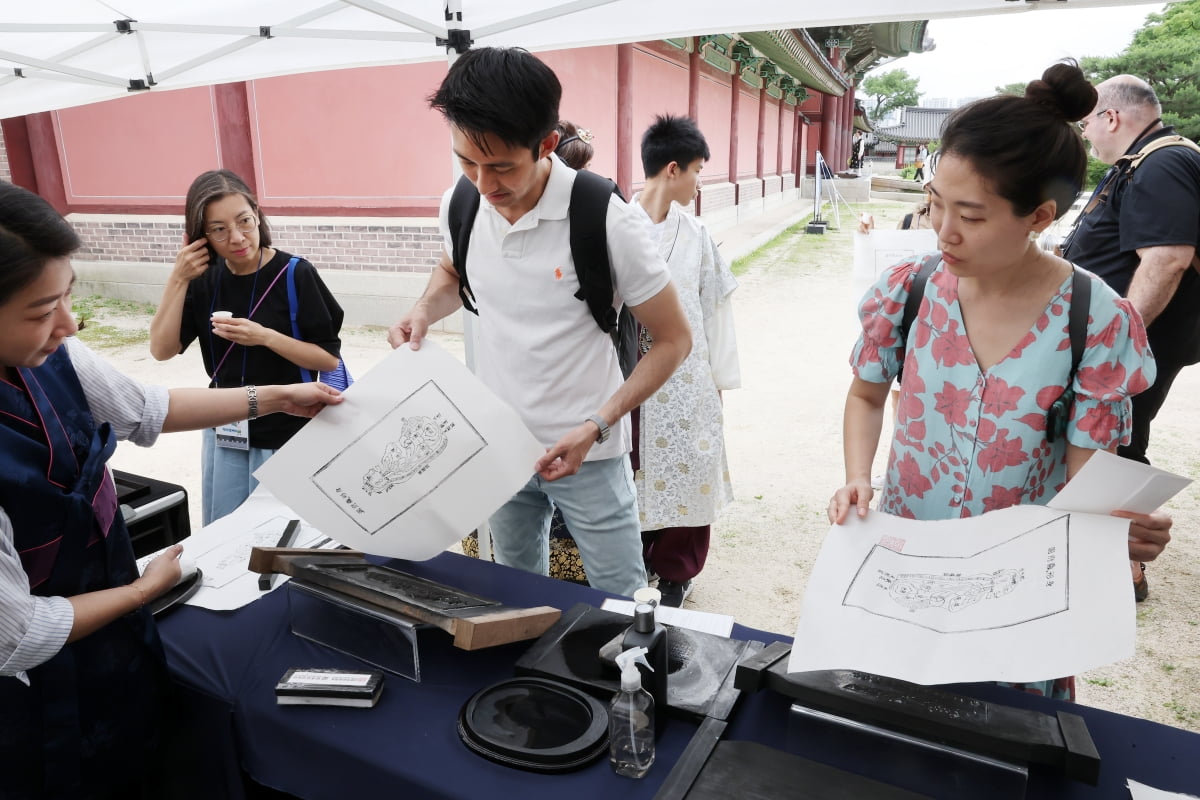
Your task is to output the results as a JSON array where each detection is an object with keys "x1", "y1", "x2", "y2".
[
  {"x1": 255, "y1": 340, "x2": 545, "y2": 561},
  {"x1": 1128, "y1": 779, "x2": 1200, "y2": 800},
  {"x1": 788, "y1": 505, "x2": 1134, "y2": 685},
  {"x1": 136, "y1": 489, "x2": 338, "y2": 611},
  {"x1": 1048, "y1": 449, "x2": 1192, "y2": 515},
  {"x1": 852, "y1": 228, "x2": 939, "y2": 296}
]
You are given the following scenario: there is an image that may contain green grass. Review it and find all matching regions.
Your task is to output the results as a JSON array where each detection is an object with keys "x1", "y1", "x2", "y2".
[
  {"x1": 730, "y1": 221, "x2": 808, "y2": 276},
  {"x1": 72, "y1": 295, "x2": 156, "y2": 349},
  {"x1": 1084, "y1": 677, "x2": 1114, "y2": 688},
  {"x1": 1164, "y1": 700, "x2": 1200, "y2": 726}
]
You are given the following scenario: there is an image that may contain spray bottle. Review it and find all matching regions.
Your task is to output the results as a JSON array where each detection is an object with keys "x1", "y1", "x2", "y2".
[
  {"x1": 610, "y1": 646, "x2": 655, "y2": 778},
  {"x1": 621, "y1": 602, "x2": 668, "y2": 735}
]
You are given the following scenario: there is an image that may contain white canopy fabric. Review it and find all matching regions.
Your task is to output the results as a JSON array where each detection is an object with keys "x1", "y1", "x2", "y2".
[{"x1": 0, "y1": 0, "x2": 1168, "y2": 120}]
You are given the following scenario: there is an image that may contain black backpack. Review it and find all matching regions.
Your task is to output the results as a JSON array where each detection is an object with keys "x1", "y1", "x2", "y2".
[{"x1": 447, "y1": 170, "x2": 639, "y2": 378}]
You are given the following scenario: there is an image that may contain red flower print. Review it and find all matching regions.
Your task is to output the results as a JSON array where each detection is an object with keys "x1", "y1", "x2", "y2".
[
  {"x1": 1076, "y1": 405, "x2": 1121, "y2": 444},
  {"x1": 1115, "y1": 299, "x2": 1150, "y2": 351},
  {"x1": 1087, "y1": 313, "x2": 1121, "y2": 350},
  {"x1": 1077, "y1": 362, "x2": 1128, "y2": 398},
  {"x1": 981, "y1": 377, "x2": 1025, "y2": 417},
  {"x1": 982, "y1": 484, "x2": 1025, "y2": 512},
  {"x1": 1010, "y1": 331, "x2": 1037, "y2": 358},
  {"x1": 977, "y1": 430, "x2": 1029, "y2": 472},
  {"x1": 896, "y1": 452, "x2": 934, "y2": 498},
  {"x1": 888, "y1": 260, "x2": 920, "y2": 291},
  {"x1": 932, "y1": 324, "x2": 975, "y2": 367},
  {"x1": 1035, "y1": 384, "x2": 1064, "y2": 410},
  {"x1": 1127, "y1": 368, "x2": 1150, "y2": 396},
  {"x1": 934, "y1": 383, "x2": 972, "y2": 427},
  {"x1": 897, "y1": 386, "x2": 926, "y2": 425}
]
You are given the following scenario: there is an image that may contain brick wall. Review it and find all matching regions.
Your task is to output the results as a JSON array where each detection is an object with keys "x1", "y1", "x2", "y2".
[
  {"x1": 0, "y1": 127, "x2": 10, "y2": 184},
  {"x1": 68, "y1": 214, "x2": 442, "y2": 274},
  {"x1": 699, "y1": 181, "x2": 736, "y2": 214}
]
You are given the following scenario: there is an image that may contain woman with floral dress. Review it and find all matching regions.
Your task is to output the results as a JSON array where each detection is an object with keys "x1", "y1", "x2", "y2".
[{"x1": 828, "y1": 61, "x2": 1173, "y2": 700}]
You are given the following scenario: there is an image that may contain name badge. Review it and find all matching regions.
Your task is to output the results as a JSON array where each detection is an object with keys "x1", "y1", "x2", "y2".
[{"x1": 216, "y1": 419, "x2": 250, "y2": 451}]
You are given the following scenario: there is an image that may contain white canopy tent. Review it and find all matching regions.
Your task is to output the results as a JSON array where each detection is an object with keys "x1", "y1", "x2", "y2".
[{"x1": 0, "y1": 0, "x2": 1171, "y2": 120}]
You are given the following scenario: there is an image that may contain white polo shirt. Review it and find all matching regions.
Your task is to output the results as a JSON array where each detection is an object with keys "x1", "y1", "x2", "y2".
[{"x1": 438, "y1": 155, "x2": 671, "y2": 460}]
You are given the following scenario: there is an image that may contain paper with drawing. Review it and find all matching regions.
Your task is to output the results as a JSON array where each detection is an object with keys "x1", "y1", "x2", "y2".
[
  {"x1": 788, "y1": 505, "x2": 1134, "y2": 684},
  {"x1": 255, "y1": 340, "x2": 545, "y2": 561}
]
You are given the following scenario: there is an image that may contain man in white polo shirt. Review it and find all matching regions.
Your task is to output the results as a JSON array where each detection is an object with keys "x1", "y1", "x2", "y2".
[{"x1": 388, "y1": 47, "x2": 691, "y2": 597}]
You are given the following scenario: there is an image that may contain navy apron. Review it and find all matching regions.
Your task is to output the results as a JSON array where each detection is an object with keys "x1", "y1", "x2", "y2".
[{"x1": 0, "y1": 348, "x2": 168, "y2": 800}]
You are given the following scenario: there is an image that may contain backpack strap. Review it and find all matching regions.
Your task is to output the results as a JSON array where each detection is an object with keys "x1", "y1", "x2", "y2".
[
  {"x1": 1067, "y1": 267, "x2": 1090, "y2": 383},
  {"x1": 283, "y1": 257, "x2": 313, "y2": 384},
  {"x1": 569, "y1": 169, "x2": 622, "y2": 333},
  {"x1": 447, "y1": 174, "x2": 481, "y2": 316},
  {"x1": 896, "y1": 252, "x2": 942, "y2": 383}
]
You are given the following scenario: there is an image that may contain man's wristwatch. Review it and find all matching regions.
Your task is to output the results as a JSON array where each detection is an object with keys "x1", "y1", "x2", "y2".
[{"x1": 586, "y1": 414, "x2": 611, "y2": 444}]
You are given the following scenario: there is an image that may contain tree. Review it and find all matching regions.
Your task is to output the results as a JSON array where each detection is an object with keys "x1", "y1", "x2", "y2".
[
  {"x1": 1082, "y1": 0, "x2": 1200, "y2": 140},
  {"x1": 861, "y1": 69, "x2": 921, "y2": 123},
  {"x1": 995, "y1": 82, "x2": 1026, "y2": 97}
]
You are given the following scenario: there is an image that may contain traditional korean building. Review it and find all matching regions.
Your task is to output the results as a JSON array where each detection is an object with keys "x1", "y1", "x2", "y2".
[
  {"x1": 0, "y1": 23, "x2": 930, "y2": 324},
  {"x1": 872, "y1": 105, "x2": 954, "y2": 169}
]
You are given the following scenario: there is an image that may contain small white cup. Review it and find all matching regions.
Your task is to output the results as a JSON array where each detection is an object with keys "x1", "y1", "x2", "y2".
[{"x1": 211, "y1": 311, "x2": 233, "y2": 320}]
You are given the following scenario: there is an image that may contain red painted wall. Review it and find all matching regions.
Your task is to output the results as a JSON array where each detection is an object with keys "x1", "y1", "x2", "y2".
[
  {"x1": 250, "y1": 62, "x2": 449, "y2": 213},
  {"x1": 54, "y1": 87, "x2": 219, "y2": 208},
  {"x1": 693, "y1": 68, "x2": 730, "y2": 180},
  {"x1": 780, "y1": 105, "x2": 795, "y2": 174},
  {"x1": 736, "y1": 84, "x2": 759, "y2": 181},
  {"x1": 630, "y1": 45, "x2": 689, "y2": 184},
  {"x1": 763, "y1": 96, "x2": 780, "y2": 175},
  {"x1": 539, "y1": 46, "x2": 620, "y2": 180}
]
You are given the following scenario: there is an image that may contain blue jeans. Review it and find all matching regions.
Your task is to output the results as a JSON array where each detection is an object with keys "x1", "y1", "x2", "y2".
[
  {"x1": 488, "y1": 456, "x2": 647, "y2": 597},
  {"x1": 201, "y1": 428, "x2": 277, "y2": 525}
]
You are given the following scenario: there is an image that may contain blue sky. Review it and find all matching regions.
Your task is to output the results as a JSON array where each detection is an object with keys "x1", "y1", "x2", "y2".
[{"x1": 878, "y1": 3, "x2": 1167, "y2": 103}]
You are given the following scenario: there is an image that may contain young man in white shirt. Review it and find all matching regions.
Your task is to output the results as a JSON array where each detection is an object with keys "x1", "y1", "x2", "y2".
[{"x1": 388, "y1": 47, "x2": 691, "y2": 597}]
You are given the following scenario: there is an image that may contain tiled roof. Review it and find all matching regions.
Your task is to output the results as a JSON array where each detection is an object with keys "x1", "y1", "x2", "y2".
[{"x1": 873, "y1": 106, "x2": 954, "y2": 144}]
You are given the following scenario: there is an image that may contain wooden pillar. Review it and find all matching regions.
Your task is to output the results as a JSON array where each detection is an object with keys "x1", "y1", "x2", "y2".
[
  {"x1": 616, "y1": 43, "x2": 634, "y2": 198},
  {"x1": 776, "y1": 100, "x2": 785, "y2": 181},
  {"x1": 214, "y1": 82, "x2": 257, "y2": 194},
  {"x1": 792, "y1": 107, "x2": 802, "y2": 183},
  {"x1": 728, "y1": 80, "x2": 740, "y2": 187},
  {"x1": 819, "y1": 93, "x2": 836, "y2": 173},
  {"x1": 15, "y1": 113, "x2": 69, "y2": 214},
  {"x1": 755, "y1": 87, "x2": 766, "y2": 180},
  {"x1": 688, "y1": 40, "x2": 700, "y2": 121},
  {"x1": 1, "y1": 117, "x2": 37, "y2": 193}
]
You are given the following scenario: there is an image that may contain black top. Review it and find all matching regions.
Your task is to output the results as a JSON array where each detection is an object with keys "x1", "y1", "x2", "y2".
[
  {"x1": 180, "y1": 249, "x2": 344, "y2": 449},
  {"x1": 1063, "y1": 126, "x2": 1200, "y2": 361}
]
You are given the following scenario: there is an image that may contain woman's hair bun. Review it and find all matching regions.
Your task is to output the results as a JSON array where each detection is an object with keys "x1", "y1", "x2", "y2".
[{"x1": 1023, "y1": 59, "x2": 1097, "y2": 124}]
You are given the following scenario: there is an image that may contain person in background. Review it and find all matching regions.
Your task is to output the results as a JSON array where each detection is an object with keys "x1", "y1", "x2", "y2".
[
  {"x1": 0, "y1": 180, "x2": 341, "y2": 799},
  {"x1": 387, "y1": 47, "x2": 691, "y2": 598},
  {"x1": 630, "y1": 114, "x2": 740, "y2": 607},
  {"x1": 149, "y1": 170, "x2": 345, "y2": 525},
  {"x1": 829, "y1": 61, "x2": 1171, "y2": 700},
  {"x1": 913, "y1": 142, "x2": 929, "y2": 182},
  {"x1": 555, "y1": 120, "x2": 595, "y2": 170},
  {"x1": 1063, "y1": 74, "x2": 1200, "y2": 601}
]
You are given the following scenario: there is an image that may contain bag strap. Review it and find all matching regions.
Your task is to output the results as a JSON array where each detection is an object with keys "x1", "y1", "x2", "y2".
[
  {"x1": 448, "y1": 174, "x2": 481, "y2": 316},
  {"x1": 568, "y1": 169, "x2": 623, "y2": 334},
  {"x1": 283, "y1": 257, "x2": 313, "y2": 384},
  {"x1": 1067, "y1": 267, "x2": 1090, "y2": 382},
  {"x1": 897, "y1": 252, "x2": 942, "y2": 382}
]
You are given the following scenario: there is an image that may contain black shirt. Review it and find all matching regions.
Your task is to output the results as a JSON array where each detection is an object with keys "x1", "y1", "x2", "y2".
[
  {"x1": 1062, "y1": 127, "x2": 1200, "y2": 362},
  {"x1": 179, "y1": 249, "x2": 344, "y2": 449}
]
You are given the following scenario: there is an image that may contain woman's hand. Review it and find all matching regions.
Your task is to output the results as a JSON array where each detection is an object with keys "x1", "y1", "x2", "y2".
[
  {"x1": 263, "y1": 382, "x2": 344, "y2": 418},
  {"x1": 211, "y1": 316, "x2": 275, "y2": 348},
  {"x1": 1113, "y1": 509, "x2": 1172, "y2": 562},
  {"x1": 172, "y1": 238, "x2": 210, "y2": 283},
  {"x1": 828, "y1": 479, "x2": 874, "y2": 524},
  {"x1": 137, "y1": 543, "x2": 184, "y2": 600}
]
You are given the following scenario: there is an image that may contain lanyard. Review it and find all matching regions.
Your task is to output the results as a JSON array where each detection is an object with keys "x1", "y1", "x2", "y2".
[{"x1": 208, "y1": 249, "x2": 267, "y2": 387}]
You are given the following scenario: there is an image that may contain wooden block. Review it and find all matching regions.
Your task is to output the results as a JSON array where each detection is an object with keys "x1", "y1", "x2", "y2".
[{"x1": 451, "y1": 606, "x2": 563, "y2": 650}]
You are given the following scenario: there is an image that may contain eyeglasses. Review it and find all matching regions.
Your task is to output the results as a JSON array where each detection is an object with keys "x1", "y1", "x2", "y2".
[
  {"x1": 1077, "y1": 109, "x2": 1114, "y2": 132},
  {"x1": 205, "y1": 214, "x2": 258, "y2": 243}
]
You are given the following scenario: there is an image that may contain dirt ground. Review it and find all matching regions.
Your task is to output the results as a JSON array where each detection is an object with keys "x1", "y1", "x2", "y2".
[{"x1": 98, "y1": 199, "x2": 1200, "y2": 733}]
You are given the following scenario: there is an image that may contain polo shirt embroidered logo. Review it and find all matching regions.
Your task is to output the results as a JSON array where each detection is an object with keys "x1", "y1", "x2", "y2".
[{"x1": 554, "y1": 267, "x2": 563, "y2": 280}]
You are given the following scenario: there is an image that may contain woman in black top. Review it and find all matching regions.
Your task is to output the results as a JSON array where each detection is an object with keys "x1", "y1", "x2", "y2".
[{"x1": 150, "y1": 170, "x2": 345, "y2": 524}]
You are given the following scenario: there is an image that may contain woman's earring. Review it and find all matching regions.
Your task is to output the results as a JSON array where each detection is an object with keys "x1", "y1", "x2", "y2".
[{"x1": 1028, "y1": 230, "x2": 1039, "y2": 242}]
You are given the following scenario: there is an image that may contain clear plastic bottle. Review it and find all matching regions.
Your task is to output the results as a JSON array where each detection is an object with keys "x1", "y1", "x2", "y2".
[{"x1": 609, "y1": 647, "x2": 655, "y2": 779}]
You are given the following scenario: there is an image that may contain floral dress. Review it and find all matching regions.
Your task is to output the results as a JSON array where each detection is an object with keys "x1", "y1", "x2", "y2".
[{"x1": 850, "y1": 256, "x2": 1156, "y2": 699}]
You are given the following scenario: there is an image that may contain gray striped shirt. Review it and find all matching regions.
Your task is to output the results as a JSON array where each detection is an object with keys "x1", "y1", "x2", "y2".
[{"x1": 1, "y1": 338, "x2": 169, "y2": 683}]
